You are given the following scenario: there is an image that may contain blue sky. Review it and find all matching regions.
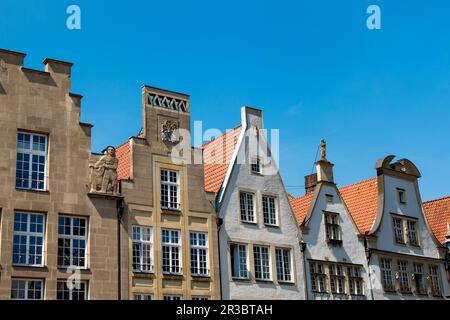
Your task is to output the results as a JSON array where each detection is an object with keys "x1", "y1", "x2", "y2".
[{"x1": 1, "y1": 0, "x2": 450, "y2": 200}]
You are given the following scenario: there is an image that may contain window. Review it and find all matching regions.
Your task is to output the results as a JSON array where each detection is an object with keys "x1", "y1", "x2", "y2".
[
  {"x1": 57, "y1": 280, "x2": 88, "y2": 300},
  {"x1": 348, "y1": 266, "x2": 364, "y2": 296},
  {"x1": 329, "y1": 264, "x2": 345, "y2": 294},
  {"x1": 192, "y1": 296, "x2": 209, "y2": 300},
  {"x1": 160, "y1": 169, "x2": 180, "y2": 210},
  {"x1": 16, "y1": 132, "x2": 48, "y2": 191},
  {"x1": 429, "y1": 265, "x2": 442, "y2": 296},
  {"x1": 251, "y1": 157, "x2": 261, "y2": 174},
  {"x1": 134, "y1": 293, "x2": 153, "y2": 300},
  {"x1": 413, "y1": 263, "x2": 426, "y2": 295},
  {"x1": 275, "y1": 248, "x2": 292, "y2": 282},
  {"x1": 254, "y1": 246, "x2": 271, "y2": 281},
  {"x1": 393, "y1": 218, "x2": 405, "y2": 244},
  {"x1": 407, "y1": 220, "x2": 419, "y2": 246},
  {"x1": 11, "y1": 279, "x2": 43, "y2": 300},
  {"x1": 324, "y1": 212, "x2": 341, "y2": 242},
  {"x1": 310, "y1": 262, "x2": 327, "y2": 293},
  {"x1": 13, "y1": 212, "x2": 45, "y2": 266},
  {"x1": 58, "y1": 216, "x2": 87, "y2": 268},
  {"x1": 262, "y1": 196, "x2": 277, "y2": 226},
  {"x1": 398, "y1": 261, "x2": 410, "y2": 293},
  {"x1": 380, "y1": 258, "x2": 394, "y2": 291},
  {"x1": 164, "y1": 295, "x2": 182, "y2": 300},
  {"x1": 239, "y1": 192, "x2": 255, "y2": 223},
  {"x1": 325, "y1": 194, "x2": 334, "y2": 203},
  {"x1": 230, "y1": 243, "x2": 248, "y2": 279},
  {"x1": 397, "y1": 188, "x2": 406, "y2": 204},
  {"x1": 132, "y1": 226, "x2": 153, "y2": 273},
  {"x1": 190, "y1": 232, "x2": 209, "y2": 276},
  {"x1": 162, "y1": 229, "x2": 182, "y2": 274}
]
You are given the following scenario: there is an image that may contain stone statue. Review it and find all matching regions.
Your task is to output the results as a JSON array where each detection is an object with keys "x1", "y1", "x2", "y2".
[
  {"x1": 90, "y1": 146, "x2": 119, "y2": 195},
  {"x1": 161, "y1": 120, "x2": 179, "y2": 143},
  {"x1": 320, "y1": 139, "x2": 327, "y2": 161}
]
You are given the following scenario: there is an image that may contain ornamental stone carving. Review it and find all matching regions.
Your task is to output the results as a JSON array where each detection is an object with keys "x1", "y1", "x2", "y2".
[
  {"x1": 89, "y1": 146, "x2": 119, "y2": 195},
  {"x1": 320, "y1": 139, "x2": 327, "y2": 161},
  {"x1": 161, "y1": 120, "x2": 179, "y2": 143}
]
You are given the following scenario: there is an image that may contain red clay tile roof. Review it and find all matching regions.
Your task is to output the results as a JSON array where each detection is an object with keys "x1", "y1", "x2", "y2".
[
  {"x1": 339, "y1": 177, "x2": 378, "y2": 233},
  {"x1": 116, "y1": 132, "x2": 144, "y2": 181},
  {"x1": 423, "y1": 196, "x2": 450, "y2": 245},
  {"x1": 289, "y1": 177, "x2": 379, "y2": 233},
  {"x1": 289, "y1": 192, "x2": 314, "y2": 225},
  {"x1": 202, "y1": 125, "x2": 242, "y2": 196}
]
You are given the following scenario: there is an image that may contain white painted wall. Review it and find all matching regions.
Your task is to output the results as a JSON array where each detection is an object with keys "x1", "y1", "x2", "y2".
[
  {"x1": 302, "y1": 183, "x2": 371, "y2": 300},
  {"x1": 370, "y1": 174, "x2": 450, "y2": 299},
  {"x1": 218, "y1": 109, "x2": 304, "y2": 300}
]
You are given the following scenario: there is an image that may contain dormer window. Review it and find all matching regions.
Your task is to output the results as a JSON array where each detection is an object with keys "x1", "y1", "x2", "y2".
[
  {"x1": 397, "y1": 188, "x2": 406, "y2": 204},
  {"x1": 392, "y1": 215, "x2": 419, "y2": 247},
  {"x1": 324, "y1": 212, "x2": 341, "y2": 244}
]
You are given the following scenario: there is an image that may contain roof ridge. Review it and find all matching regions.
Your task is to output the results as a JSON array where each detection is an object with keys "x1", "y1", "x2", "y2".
[
  {"x1": 202, "y1": 124, "x2": 242, "y2": 148},
  {"x1": 423, "y1": 195, "x2": 450, "y2": 204}
]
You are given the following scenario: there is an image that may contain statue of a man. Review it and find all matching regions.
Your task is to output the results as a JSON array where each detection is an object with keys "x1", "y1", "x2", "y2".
[
  {"x1": 320, "y1": 139, "x2": 327, "y2": 161},
  {"x1": 91, "y1": 146, "x2": 119, "y2": 194}
]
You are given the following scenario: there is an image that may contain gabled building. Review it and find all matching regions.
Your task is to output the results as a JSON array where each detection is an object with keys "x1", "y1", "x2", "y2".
[
  {"x1": 203, "y1": 107, "x2": 304, "y2": 300},
  {"x1": 0, "y1": 49, "x2": 120, "y2": 300},
  {"x1": 116, "y1": 86, "x2": 220, "y2": 300},
  {"x1": 290, "y1": 141, "x2": 370, "y2": 300}
]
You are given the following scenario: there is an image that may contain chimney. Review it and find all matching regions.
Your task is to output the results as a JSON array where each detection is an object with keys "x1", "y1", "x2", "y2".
[{"x1": 304, "y1": 173, "x2": 317, "y2": 194}]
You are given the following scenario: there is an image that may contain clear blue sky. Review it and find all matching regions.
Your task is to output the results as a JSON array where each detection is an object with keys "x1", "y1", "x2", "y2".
[{"x1": 1, "y1": 0, "x2": 450, "y2": 200}]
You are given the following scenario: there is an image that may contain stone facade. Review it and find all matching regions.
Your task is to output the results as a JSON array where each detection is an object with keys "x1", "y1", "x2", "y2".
[
  {"x1": 0, "y1": 49, "x2": 120, "y2": 300},
  {"x1": 117, "y1": 86, "x2": 220, "y2": 300}
]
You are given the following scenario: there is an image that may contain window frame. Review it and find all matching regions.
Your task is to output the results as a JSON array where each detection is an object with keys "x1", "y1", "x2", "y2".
[
  {"x1": 160, "y1": 169, "x2": 180, "y2": 211},
  {"x1": 397, "y1": 260, "x2": 411, "y2": 293},
  {"x1": 253, "y1": 245, "x2": 272, "y2": 281},
  {"x1": 57, "y1": 215, "x2": 88, "y2": 269},
  {"x1": 275, "y1": 248, "x2": 292, "y2": 283},
  {"x1": 380, "y1": 258, "x2": 395, "y2": 292},
  {"x1": 57, "y1": 280, "x2": 88, "y2": 300},
  {"x1": 161, "y1": 229, "x2": 182, "y2": 275},
  {"x1": 250, "y1": 157, "x2": 262, "y2": 175},
  {"x1": 132, "y1": 225, "x2": 154, "y2": 273},
  {"x1": 329, "y1": 264, "x2": 346, "y2": 295},
  {"x1": 309, "y1": 262, "x2": 327, "y2": 293},
  {"x1": 16, "y1": 131, "x2": 48, "y2": 191},
  {"x1": 230, "y1": 243, "x2": 249, "y2": 280},
  {"x1": 262, "y1": 195, "x2": 278, "y2": 226},
  {"x1": 12, "y1": 212, "x2": 46, "y2": 267},
  {"x1": 11, "y1": 278, "x2": 44, "y2": 300},
  {"x1": 134, "y1": 293, "x2": 153, "y2": 300},
  {"x1": 190, "y1": 232, "x2": 210, "y2": 277},
  {"x1": 239, "y1": 191, "x2": 256, "y2": 224},
  {"x1": 324, "y1": 211, "x2": 341, "y2": 244}
]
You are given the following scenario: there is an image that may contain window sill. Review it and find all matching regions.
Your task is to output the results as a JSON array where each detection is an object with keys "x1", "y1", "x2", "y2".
[
  {"x1": 162, "y1": 273, "x2": 183, "y2": 279},
  {"x1": 133, "y1": 271, "x2": 155, "y2": 278},
  {"x1": 277, "y1": 280, "x2": 295, "y2": 285},
  {"x1": 231, "y1": 277, "x2": 250, "y2": 282},
  {"x1": 15, "y1": 188, "x2": 49, "y2": 195},
  {"x1": 326, "y1": 239, "x2": 343, "y2": 246},
  {"x1": 264, "y1": 224, "x2": 279, "y2": 228},
  {"x1": 191, "y1": 274, "x2": 211, "y2": 281},
  {"x1": 241, "y1": 221, "x2": 257, "y2": 225},
  {"x1": 12, "y1": 265, "x2": 48, "y2": 271},
  {"x1": 255, "y1": 279, "x2": 273, "y2": 284},
  {"x1": 161, "y1": 208, "x2": 181, "y2": 214},
  {"x1": 57, "y1": 267, "x2": 91, "y2": 273}
]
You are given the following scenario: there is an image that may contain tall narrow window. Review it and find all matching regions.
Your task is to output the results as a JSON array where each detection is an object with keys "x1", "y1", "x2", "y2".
[
  {"x1": 398, "y1": 261, "x2": 410, "y2": 293},
  {"x1": 190, "y1": 232, "x2": 209, "y2": 276},
  {"x1": 275, "y1": 248, "x2": 292, "y2": 282},
  {"x1": 324, "y1": 212, "x2": 341, "y2": 242},
  {"x1": 16, "y1": 132, "x2": 47, "y2": 191},
  {"x1": 397, "y1": 189, "x2": 406, "y2": 204},
  {"x1": 57, "y1": 280, "x2": 88, "y2": 300},
  {"x1": 393, "y1": 218, "x2": 405, "y2": 244},
  {"x1": 429, "y1": 265, "x2": 442, "y2": 296},
  {"x1": 13, "y1": 212, "x2": 45, "y2": 266},
  {"x1": 329, "y1": 264, "x2": 345, "y2": 294},
  {"x1": 11, "y1": 279, "x2": 43, "y2": 300},
  {"x1": 413, "y1": 263, "x2": 426, "y2": 295},
  {"x1": 162, "y1": 229, "x2": 181, "y2": 274},
  {"x1": 262, "y1": 196, "x2": 277, "y2": 226},
  {"x1": 348, "y1": 266, "x2": 364, "y2": 296},
  {"x1": 134, "y1": 293, "x2": 153, "y2": 300},
  {"x1": 251, "y1": 157, "x2": 261, "y2": 174},
  {"x1": 406, "y1": 220, "x2": 419, "y2": 246},
  {"x1": 310, "y1": 262, "x2": 327, "y2": 293},
  {"x1": 239, "y1": 192, "x2": 255, "y2": 223},
  {"x1": 132, "y1": 226, "x2": 153, "y2": 273},
  {"x1": 58, "y1": 216, "x2": 87, "y2": 268},
  {"x1": 230, "y1": 243, "x2": 248, "y2": 279},
  {"x1": 254, "y1": 246, "x2": 271, "y2": 281},
  {"x1": 380, "y1": 258, "x2": 394, "y2": 291},
  {"x1": 160, "y1": 169, "x2": 180, "y2": 210}
]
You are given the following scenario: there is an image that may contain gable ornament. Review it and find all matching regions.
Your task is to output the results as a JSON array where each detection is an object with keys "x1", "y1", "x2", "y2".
[
  {"x1": 161, "y1": 120, "x2": 179, "y2": 143},
  {"x1": 89, "y1": 146, "x2": 119, "y2": 195}
]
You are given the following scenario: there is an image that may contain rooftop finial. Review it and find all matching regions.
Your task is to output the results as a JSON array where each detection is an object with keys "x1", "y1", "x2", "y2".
[{"x1": 320, "y1": 139, "x2": 327, "y2": 161}]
